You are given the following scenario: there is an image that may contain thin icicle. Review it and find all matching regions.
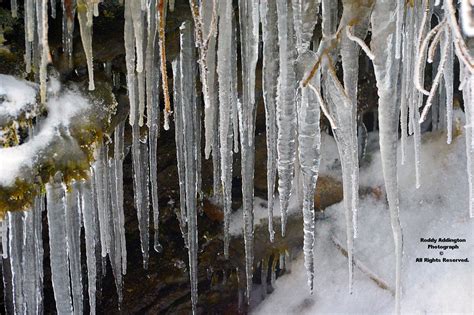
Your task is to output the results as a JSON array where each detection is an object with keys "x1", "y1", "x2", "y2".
[
  {"x1": 8, "y1": 212, "x2": 24, "y2": 314},
  {"x1": 107, "y1": 156, "x2": 124, "y2": 305},
  {"x1": 131, "y1": 0, "x2": 146, "y2": 126},
  {"x1": 395, "y1": 0, "x2": 404, "y2": 59},
  {"x1": 77, "y1": 0, "x2": 95, "y2": 90},
  {"x1": 38, "y1": 0, "x2": 50, "y2": 104},
  {"x1": 145, "y1": 0, "x2": 162, "y2": 250},
  {"x1": 444, "y1": 28, "x2": 454, "y2": 144},
  {"x1": 465, "y1": 73, "x2": 474, "y2": 218},
  {"x1": 217, "y1": 0, "x2": 235, "y2": 258},
  {"x1": 297, "y1": 85, "x2": 321, "y2": 293},
  {"x1": 124, "y1": 0, "x2": 137, "y2": 126},
  {"x1": 172, "y1": 59, "x2": 189, "y2": 248},
  {"x1": 11, "y1": 0, "x2": 18, "y2": 18},
  {"x1": 62, "y1": 0, "x2": 76, "y2": 68},
  {"x1": 203, "y1": 17, "x2": 218, "y2": 160},
  {"x1": 93, "y1": 143, "x2": 109, "y2": 258},
  {"x1": 238, "y1": 0, "x2": 260, "y2": 302},
  {"x1": 46, "y1": 178, "x2": 74, "y2": 314},
  {"x1": 114, "y1": 122, "x2": 128, "y2": 270},
  {"x1": 22, "y1": 195, "x2": 44, "y2": 314},
  {"x1": 260, "y1": 0, "x2": 279, "y2": 243},
  {"x1": 371, "y1": 1, "x2": 403, "y2": 313},
  {"x1": 132, "y1": 120, "x2": 150, "y2": 269},
  {"x1": 80, "y1": 178, "x2": 98, "y2": 314},
  {"x1": 66, "y1": 182, "x2": 83, "y2": 315},
  {"x1": 131, "y1": 0, "x2": 144, "y2": 73},
  {"x1": 179, "y1": 21, "x2": 199, "y2": 313},
  {"x1": 276, "y1": 0, "x2": 297, "y2": 237}
]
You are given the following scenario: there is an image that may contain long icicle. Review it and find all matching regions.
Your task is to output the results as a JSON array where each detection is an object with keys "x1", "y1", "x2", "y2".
[
  {"x1": 238, "y1": 0, "x2": 260, "y2": 301},
  {"x1": 77, "y1": 0, "x2": 95, "y2": 90},
  {"x1": 80, "y1": 177, "x2": 98, "y2": 314},
  {"x1": 179, "y1": 21, "x2": 199, "y2": 313},
  {"x1": 371, "y1": 1, "x2": 403, "y2": 313},
  {"x1": 276, "y1": 0, "x2": 297, "y2": 237},
  {"x1": 297, "y1": 85, "x2": 321, "y2": 293},
  {"x1": 217, "y1": 0, "x2": 235, "y2": 258},
  {"x1": 260, "y1": 0, "x2": 279, "y2": 243},
  {"x1": 46, "y1": 177, "x2": 74, "y2": 314},
  {"x1": 172, "y1": 59, "x2": 189, "y2": 248}
]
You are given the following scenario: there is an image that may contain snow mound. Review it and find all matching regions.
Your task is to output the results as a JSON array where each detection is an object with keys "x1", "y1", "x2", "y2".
[{"x1": 253, "y1": 129, "x2": 473, "y2": 314}]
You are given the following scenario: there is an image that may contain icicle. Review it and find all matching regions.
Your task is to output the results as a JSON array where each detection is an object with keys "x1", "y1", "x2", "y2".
[
  {"x1": 148, "y1": 68, "x2": 163, "y2": 254},
  {"x1": 130, "y1": 0, "x2": 145, "y2": 125},
  {"x1": 297, "y1": 84, "x2": 321, "y2": 293},
  {"x1": 443, "y1": 22, "x2": 454, "y2": 144},
  {"x1": 46, "y1": 178, "x2": 74, "y2": 314},
  {"x1": 338, "y1": 0, "x2": 373, "y2": 243},
  {"x1": 412, "y1": 3, "x2": 425, "y2": 189},
  {"x1": 260, "y1": 0, "x2": 279, "y2": 243},
  {"x1": 80, "y1": 178, "x2": 98, "y2": 314},
  {"x1": 179, "y1": 21, "x2": 199, "y2": 313},
  {"x1": 217, "y1": 0, "x2": 235, "y2": 258},
  {"x1": 395, "y1": 0, "x2": 404, "y2": 59},
  {"x1": 203, "y1": 3, "x2": 218, "y2": 160},
  {"x1": 231, "y1": 19, "x2": 240, "y2": 155},
  {"x1": 0, "y1": 219, "x2": 7, "y2": 258},
  {"x1": 370, "y1": 1, "x2": 403, "y2": 313},
  {"x1": 22, "y1": 195, "x2": 44, "y2": 314},
  {"x1": 464, "y1": 72, "x2": 474, "y2": 219},
  {"x1": 38, "y1": 0, "x2": 50, "y2": 104},
  {"x1": 132, "y1": 120, "x2": 151, "y2": 269},
  {"x1": 400, "y1": 7, "x2": 414, "y2": 165},
  {"x1": 11, "y1": 0, "x2": 18, "y2": 18},
  {"x1": 26, "y1": 0, "x2": 36, "y2": 42},
  {"x1": 276, "y1": 0, "x2": 297, "y2": 237},
  {"x1": 238, "y1": 0, "x2": 259, "y2": 301},
  {"x1": 93, "y1": 1, "x2": 99, "y2": 16},
  {"x1": 8, "y1": 212, "x2": 24, "y2": 314},
  {"x1": 66, "y1": 182, "x2": 83, "y2": 315},
  {"x1": 172, "y1": 59, "x2": 189, "y2": 248},
  {"x1": 93, "y1": 143, "x2": 110, "y2": 258},
  {"x1": 62, "y1": 0, "x2": 76, "y2": 68},
  {"x1": 107, "y1": 157, "x2": 123, "y2": 305},
  {"x1": 24, "y1": 1, "x2": 32, "y2": 73},
  {"x1": 77, "y1": 0, "x2": 95, "y2": 91},
  {"x1": 113, "y1": 122, "x2": 128, "y2": 273},
  {"x1": 124, "y1": 0, "x2": 137, "y2": 126},
  {"x1": 292, "y1": 0, "x2": 319, "y2": 54}
]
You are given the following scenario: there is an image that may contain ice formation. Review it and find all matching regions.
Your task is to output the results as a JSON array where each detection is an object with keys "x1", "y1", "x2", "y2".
[{"x1": 0, "y1": 0, "x2": 473, "y2": 314}]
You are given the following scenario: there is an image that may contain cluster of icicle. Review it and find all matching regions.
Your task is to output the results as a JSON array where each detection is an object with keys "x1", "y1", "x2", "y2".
[
  {"x1": 2, "y1": 0, "x2": 474, "y2": 314},
  {"x1": 0, "y1": 121, "x2": 128, "y2": 314}
]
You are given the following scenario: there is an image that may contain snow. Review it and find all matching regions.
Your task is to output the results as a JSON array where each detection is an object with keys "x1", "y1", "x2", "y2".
[
  {"x1": 0, "y1": 76, "x2": 91, "y2": 186},
  {"x1": 253, "y1": 127, "x2": 473, "y2": 314},
  {"x1": 0, "y1": 74, "x2": 38, "y2": 118}
]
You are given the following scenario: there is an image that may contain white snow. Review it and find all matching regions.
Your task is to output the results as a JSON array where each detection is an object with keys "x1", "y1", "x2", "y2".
[
  {"x1": 0, "y1": 74, "x2": 38, "y2": 118},
  {"x1": 253, "y1": 127, "x2": 473, "y2": 314},
  {"x1": 0, "y1": 76, "x2": 91, "y2": 186}
]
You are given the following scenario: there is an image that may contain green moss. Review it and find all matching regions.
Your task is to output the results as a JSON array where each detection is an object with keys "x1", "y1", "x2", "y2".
[{"x1": 0, "y1": 82, "x2": 119, "y2": 215}]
